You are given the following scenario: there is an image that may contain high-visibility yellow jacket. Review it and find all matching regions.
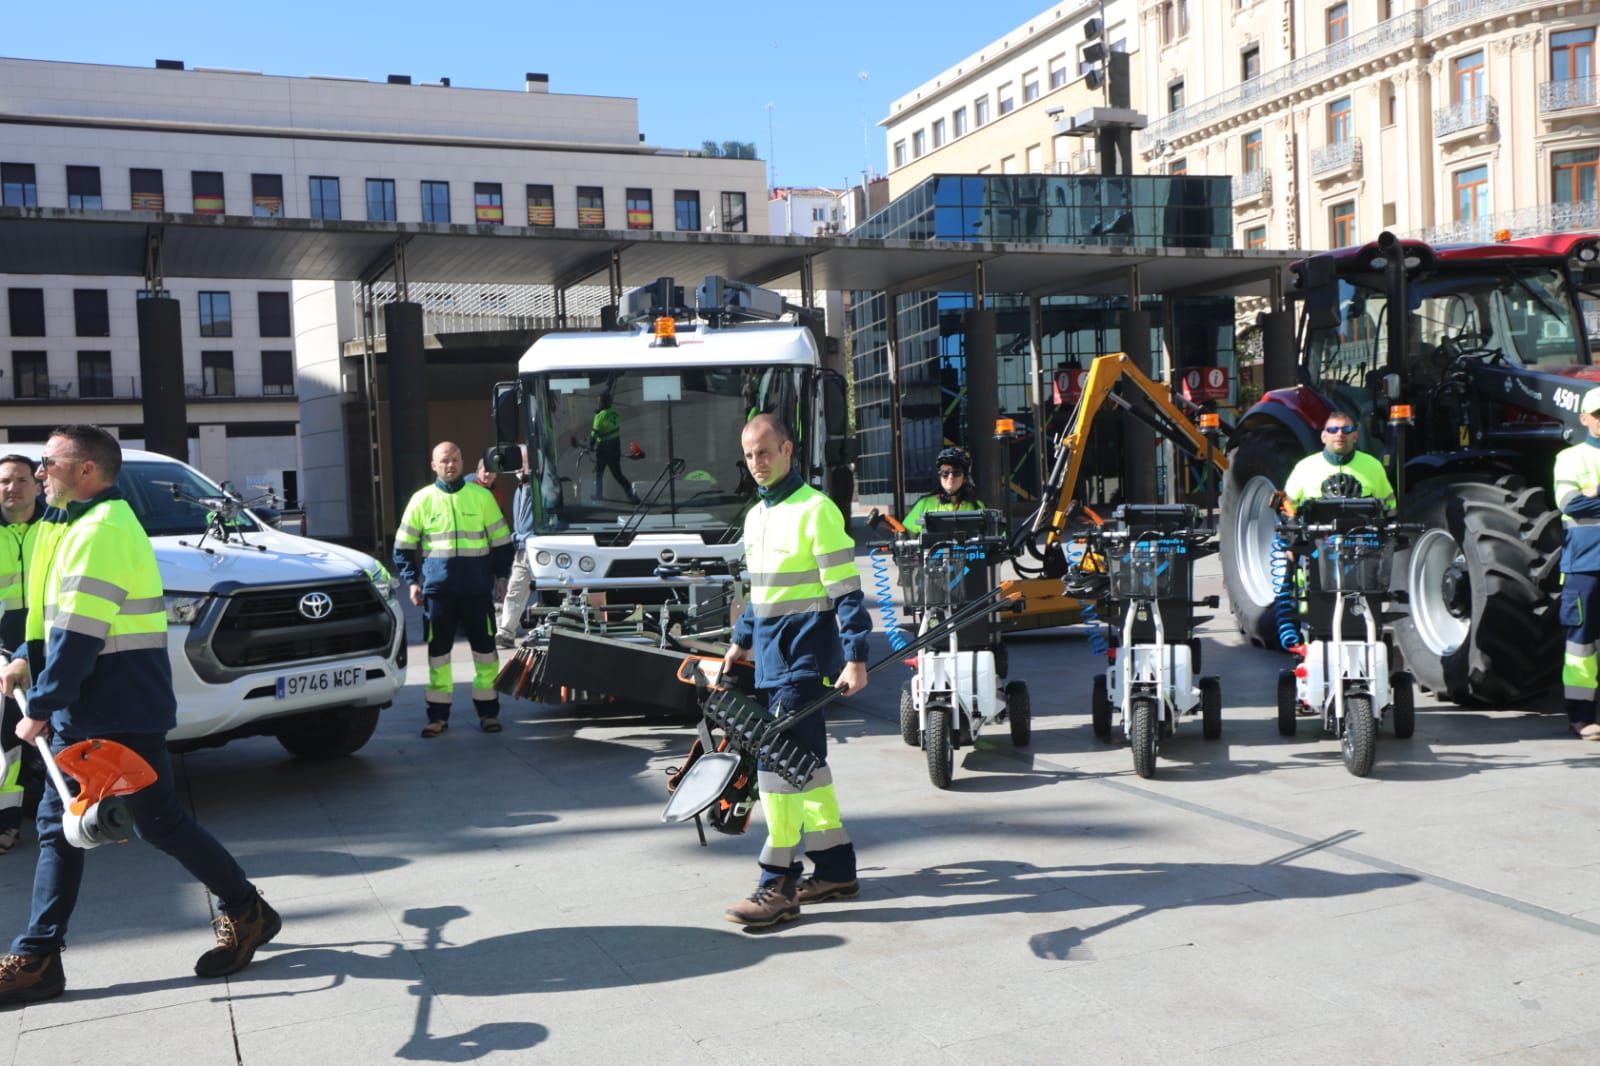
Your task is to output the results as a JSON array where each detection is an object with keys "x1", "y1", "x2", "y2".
[
  {"x1": 902, "y1": 493, "x2": 985, "y2": 535},
  {"x1": 1555, "y1": 438, "x2": 1600, "y2": 573},
  {"x1": 591, "y1": 406, "x2": 622, "y2": 447},
  {"x1": 0, "y1": 503, "x2": 42, "y2": 654},
  {"x1": 21, "y1": 488, "x2": 175, "y2": 734},
  {"x1": 1285, "y1": 450, "x2": 1395, "y2": 509},
  {"x1": 731, "y1": 470, "x2": 871, "y2": 688},
  {"x1": 393, "y1": 479, "x2": 513, "y2": 596}
]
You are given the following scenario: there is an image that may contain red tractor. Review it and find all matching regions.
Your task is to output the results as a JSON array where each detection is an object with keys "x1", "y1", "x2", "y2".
[{"x1": 1220, "y1": 230, "x2": 1600, "y2": 704}]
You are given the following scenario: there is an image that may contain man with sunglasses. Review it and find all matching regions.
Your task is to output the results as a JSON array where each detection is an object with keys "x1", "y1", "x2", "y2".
[{"x1": 1284, "y1": 412, "x2": 1395, "y2": 510}]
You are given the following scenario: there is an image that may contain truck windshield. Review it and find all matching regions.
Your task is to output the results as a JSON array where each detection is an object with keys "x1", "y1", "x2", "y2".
[
  {"x1": 117, "y1": 460, "x2": 262, "y2": 537},
  {"x1": 1307, "y1": 265, "x2": 1590, "y2": 394},
  {"x1": 525, "y1": 365, "x2": 809, "y2": 536}
]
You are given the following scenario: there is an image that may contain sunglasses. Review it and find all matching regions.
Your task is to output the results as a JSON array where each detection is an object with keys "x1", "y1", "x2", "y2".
[
  {"x1": 938, "y1": 468, "x2": 965, "y2": 478},
  {"x1": 37, "y1": 454, "x2": 86, "y2": 470},
  {"x1": 1322, "y1": 425, "x2": 1358, "y2": 435}
]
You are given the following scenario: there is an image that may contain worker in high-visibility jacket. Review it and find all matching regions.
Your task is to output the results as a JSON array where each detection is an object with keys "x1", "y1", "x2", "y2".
[
  {"x1": 394, "y1": 441, "x2": 514, "y2": 738},
  {"x1": 902, "y1": 446, "x2": 986, "y2": 534},
  {"x1": 1284, "y1": 411, "x2": 1395, "y2": 509},
  {"x1": 0, "y1": 425, "x2": 277, "y2": 1007},
  {"x1": 590, "y1": 391, "x2": 640, "y2": 505},
  {"x1": 1553, "y1": 388, "x2": 1600, "y2": 740},
  {"x1": 0, "y1": 454, "x2": 44, "y2": 856},
  {"x1": 720, "y1": 414, "x2": 871, "y2": 927}
]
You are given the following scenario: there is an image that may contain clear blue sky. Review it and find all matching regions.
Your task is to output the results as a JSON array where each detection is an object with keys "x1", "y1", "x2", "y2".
[{"x1": 7, "y1": 0, "x2": 1058, "y2": 190}]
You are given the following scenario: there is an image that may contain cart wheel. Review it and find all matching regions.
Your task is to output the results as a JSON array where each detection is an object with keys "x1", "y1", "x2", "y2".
[
  {"x1": 1091, "y1": 673, "x2": 1113, "y2": 741},
  {"x1": 1276, "y1": 669, "x2": 1298, "y2": 737},
  {"x1": 1200, "y1": 676, "x2": 1222, "y2": 740},
  {"x1": 994, "y1": 641, "x2": 1009, "y2": 679},
  {"x1": 1187, "y1": 637, "x2": 1202, "y2": 676},
  {"x1": 899, "y1": 680, "x2": 919, "y2": 747},
  {"x1": 1391, "y1": 672, "x2": 1415, "y2": 740},
  {"x1": 1005, "y1": 680, "x2": 1031, "y2": 747},
  {"x1": 1130, "y1": 695, "x2": 1159, "y2": 779},
  {"x1": 926, "y1": 702, "x2": 955, "y2": 789},
  {"x1": 1342, "y1": 693, "x2": 1378, "y2": 777}
]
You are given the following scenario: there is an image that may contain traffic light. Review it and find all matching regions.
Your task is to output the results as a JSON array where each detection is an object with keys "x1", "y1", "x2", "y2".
[{"x1": 1082, "y1": 17, "x2": 1129, "y2": 109}]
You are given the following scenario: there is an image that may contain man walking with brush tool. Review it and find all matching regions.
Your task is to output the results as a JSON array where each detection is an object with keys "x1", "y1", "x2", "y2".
[
  {"x1": 720, "y1": 414, "x2": 871, "y2": 927},
  {"x1": 0, "y1": 425, "x2": 279, "y2": 1007}
]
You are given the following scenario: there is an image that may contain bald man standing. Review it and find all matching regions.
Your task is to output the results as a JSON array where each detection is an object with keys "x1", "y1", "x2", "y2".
[{"x1": 394, "y1": 443, "x2": 514, "y2": 737}]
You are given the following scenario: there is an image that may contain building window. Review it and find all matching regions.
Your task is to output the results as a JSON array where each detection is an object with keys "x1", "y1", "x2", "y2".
[
  {"x1": 1169, "y1": 79, "x2": 1185, "y2": 113},
  {"x1": 251, "y1": 174, "x2": 284, "y2": 218},
  {"x1": 78, "y1": 351, "x2": 111, "y2": 399},
  {"x1": 130, "y1": 168, "x2": 164, "y2": 211},
  {"x1": 811, "y1": 206, "x2": 827, "y2": 222},
  {"x1": 974, "y1": 96, "x2": 990, "y2": 127},
  {"x1": 1169, "y1": 157, "x2": 1188, "y2": 175},
  {"x1": 1453, "y1": 50, "x2": 1484, "y2": 103},
  {"x1": 625, "y1": 188, "x2": 653, "y2": 229},
  {"x1": 1025, "y1": 144, "x2": 1042, "y2": 172},
  {"x1": 202, "y1": 351, "x2": 234, "y2": 397},
  {"x1": 526, "y1": 184, "x2": 555, "y2": 227},
  {"x1": 998, "y1": 84, "x2": 1015, "y2": 115},
  {"x1": 1022, "y1": 69, "x2": 1041, "y2": 103},
  {"x1": 1329, "y1": 199, "x2": 1356, "y2": 246},
  {"x1": 674, "y1": 190, "x2": 701, "y2": 231},
  {"x1": 198, "y1": 292, "x2": 232, "y2": 338},
  {"x1": 577, "y1": 186, "x2": 605, "y2": 228},
  {"x1": 952, "y1": 107, "x2": 968, "y2": 137},
  {"x1": 366, "y1": 178, "x2": 396, "y2": 222},
  {"x1": 1242, "y1": 45, "x2": 1261, "y2": 82},
  {"x1": 1, "y1": 164, "x2": 37, "y2": 208},
  {"x1": 8, "y1": 289, "x2": 45, "y2": 336},
  {"x1": 261, "y1": 351, "x2": 294, "y2": 396},
  {"x1": 258, "y1": 291, "x2": 291, "y2": 337},
  {"x1": 12, "y1": 352, "x2": 47, "y2": 399},
  {"x1": 1554, "y1": 148, "x2": 1599, "y2": 204},
  {"x1": 932, "y1": 118, "x2": 946, "y2": 148},
  {"x1": 1385, "y1": 84, "x2": 1399, "y2": 126},
  {"x1": 913, "y1": 130, "x2": 926, "y2": 158},
  {"x1": 1244, "y1": 224, "x2": 1267, "y2": 249},
  {"x1": 1328, "y1": 96, "x2": 1352, "y2": 144},
  {"x1": 421, "y1": 181, "x2": 450, "y2": 223},
  {"x1": 721, "y1": 191, "x2": 747, "y2": 232},
  {"x1": 1453, "y1": 164, "x2": 1489, "y2": 221},
  {"x1": 66, "y1": 166, "x2": 102, "y2": 210},
  {"x1": 74, "y1": 290, "x2": 109, "y2": 337},
  {"x1": 474, "y1": 182, "x2": 504, "y2": 225},
  {"x1": 1327, "y1": 3, "x2": 1349, "y2": 45},
  {"x1": 192, "y1": 171, "x2": 225, "y2": 215},
  {"x1": 1177, "y1": 0, "x2": 1190, "y2": 38},
  {"x1": 1160, "y1": 2, "x2": 1174, "y2": 45},
  {"x1": 1049, "y1": 56, "x2": 1067, "y2": 90},
  {"x1": 893, "y1": 141, "x2": 907, "y2": 168},
  {"x1": 308, "y1": 176, "x2": 341, "y2": 220},
  {"x1": 1551, "y1": 28, "x2": 1595, "y2": 82},
  {"x1": 1000, "y1": 155, "x2": 1017, "y2": 175},
  {"x1": 1243, "y1": 130, "x2": 1264, "y2": 173}
]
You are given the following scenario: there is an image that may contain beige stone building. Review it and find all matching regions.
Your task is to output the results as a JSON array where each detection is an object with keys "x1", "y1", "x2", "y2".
[
  {"x1": 1137, "y1": 0, "x2": 1600, "y2": 254},
  {"x1": 882, "y1": 1, "x2": 1138, "y2": 198}
]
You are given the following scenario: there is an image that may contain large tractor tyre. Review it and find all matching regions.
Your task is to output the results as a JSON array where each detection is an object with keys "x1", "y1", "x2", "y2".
[
  {"x1": 1341, "y1": 694, "x2": 1378, "y2": 778},
  {"x1": 926, "y1": 702, "x2": 955, "y2": 789},
  {"x1": 1219, "y1": 430, "x2": 1303, "y2": 650},
  {"x1": 1130, "y1": 696, "x2": 1160, "y2": 779},
  {"x1": 1393, "y1": 476, "x2": 1563, "y2": 705},
  {"x1": 899, "y1": 680, "x2": 920, "y2": 747},
  {"x1": 275, "y1": 706, "x2": 381, "y2": 760}
]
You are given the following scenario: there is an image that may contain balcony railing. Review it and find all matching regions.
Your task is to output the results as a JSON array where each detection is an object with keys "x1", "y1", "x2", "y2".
[
  {"x1": 1233, "y1": 168, "x2": 1269, "y2": 199},
  {"x1": 1416, "y1": 200, "x2": 1600, "y2": 244},
  {"x1": 1141, "y1": 0, "x2": 1533, "y2": 150},
  {"x1": 183, "y1": 373, "x2": 297, "y2": 399},
  {"x1": 360, "y1": 281, "x2": 609, "y2": 337},
  {"x1": 1434, "y1": 95, "x2": 1496, "y2": 138},
  {"x1": 8, "y1": 373, "x2": 298, "y2": 402},
  {"x1": 1311, "y1": 139, "x2": 1359, "y2": 176},
  {"x1": 1540, "y1": 77, "x2": 1600, "y2": 114}
]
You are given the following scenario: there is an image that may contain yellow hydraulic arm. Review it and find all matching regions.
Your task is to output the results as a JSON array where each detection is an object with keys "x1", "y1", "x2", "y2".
[{"x1": 1031, "y1": 351, "x2": 1229, "y2": 552}]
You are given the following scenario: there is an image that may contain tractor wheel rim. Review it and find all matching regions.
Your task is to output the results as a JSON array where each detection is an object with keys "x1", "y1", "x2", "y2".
[
  {"x1": 1235, "y1": 475, "x2": 1279, "y2": 609},
  {"x1": 1409, "y1": 529, "x2": 1469, "y2": 656}
]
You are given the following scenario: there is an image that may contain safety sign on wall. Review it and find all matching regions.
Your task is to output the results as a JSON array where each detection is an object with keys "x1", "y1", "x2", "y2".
[{"x1": 1181, "y1": 366, "x2": 1230, "y2": 403}]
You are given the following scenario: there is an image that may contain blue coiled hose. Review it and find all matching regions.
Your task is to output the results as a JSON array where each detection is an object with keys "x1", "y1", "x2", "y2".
[
  {"x1": 1081, "y1": 596, "x2": 1110, "y2": 659},
  {"x1": 870, "y1": 548, "x2": 911, "y2": 652},
  {"x1": 1270, "y1": 532, "x2": 1300, "y2": 651}
]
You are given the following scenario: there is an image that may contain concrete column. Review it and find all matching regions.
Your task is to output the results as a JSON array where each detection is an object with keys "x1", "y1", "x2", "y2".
[
  {"x1": 886, "y1": 295, "x2": 906, "y2": 518},
  {"x1": 136, "y1": 295, "x2": 188, "y2": 460},
  {"x1": 965, "y1": 308, "x2": 1001, "y2": 513},
  {"x1": 384, "y1": 301, "x2": 430, "y2": 499},
  {"x1": 1121, "y1": 309, "x2": 1156, "y2": 503}
]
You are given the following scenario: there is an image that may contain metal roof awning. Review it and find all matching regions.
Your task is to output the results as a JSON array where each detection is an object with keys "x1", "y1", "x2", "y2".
[{"x1": 0, "y1": 206, "x2": 1299, "y2": 298}]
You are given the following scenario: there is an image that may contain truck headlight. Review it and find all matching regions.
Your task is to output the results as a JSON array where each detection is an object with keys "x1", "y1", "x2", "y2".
[
  {"x1": 555, "y1": 552, "x2": 572, "y2": 569},
  {"x1": 164, "y1": 594, "x2": 211, "y2": 625},
  {"x1": 535, "y1": 550, "x2": 553, "y2": 566},
  {"x1": 365, "y1": 563, "x2": 400, "y2": 603},
  {"x1": 578, "y1": 555, "x2": 596, "y2": 573}
]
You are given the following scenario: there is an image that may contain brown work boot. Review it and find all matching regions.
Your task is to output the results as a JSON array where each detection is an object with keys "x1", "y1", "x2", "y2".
[
  {"x1": 723, "y1": 879, "x2": 800, "y2": 928},
  {"x1": 795, "y1": 876, "x2": 860, "y2": 904},
  {"x1": 195, "y1": 893, "x2": 282, "y2": 978},
  {"x1": 0, "y1": 951, "x2": 65, "y2": 1007}
]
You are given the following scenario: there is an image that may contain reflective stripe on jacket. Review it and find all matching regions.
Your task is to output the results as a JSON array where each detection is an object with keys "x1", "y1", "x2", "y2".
[
  {"x1": 1284, "y1": 450, "x2": 1395, "y2": 509},
  {"x1": 731, "y1": 471, "x2": 872, "y2": 688},
  {"x1": 393, "y1": 480, "x2": 514, "y2": 596},
  {"x1": 22, "y1": 488, "x2": 176, "y2": 734},
  {"x1": 1555, "y1": 439, "x2": 1600, "y2": 573}
]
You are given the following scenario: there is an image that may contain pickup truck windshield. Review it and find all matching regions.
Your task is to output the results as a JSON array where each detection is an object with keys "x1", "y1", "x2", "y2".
[
  {"x1": 118, "y1": 460, "x2": 263, "y2": 537},
  {"x1": 527, "y1": 365, "x2": 809, "y2": 536}
]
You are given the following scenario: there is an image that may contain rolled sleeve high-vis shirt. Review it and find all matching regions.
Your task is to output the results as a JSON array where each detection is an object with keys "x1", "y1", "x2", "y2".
[
  {"x1": 22, "y1": 488, "x2": 176, "y2": 735},
  {"x1": 392, "y1": 480, "x2": 514, "y2": 596}
]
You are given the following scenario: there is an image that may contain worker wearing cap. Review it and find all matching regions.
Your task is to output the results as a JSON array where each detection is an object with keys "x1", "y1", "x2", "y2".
[
  {"x1": 719, "y1": 414, "x2": 871, "y2": 927},
  {"x1": 902, "y1": 446, "x2": 986, "y2": 534},
  {"x1": 1284, "y1": 411, "x2": 1395, "y2": 509},
  {"x1": 1552, "y1": 388, "x2": 1600, "y2": 740}
]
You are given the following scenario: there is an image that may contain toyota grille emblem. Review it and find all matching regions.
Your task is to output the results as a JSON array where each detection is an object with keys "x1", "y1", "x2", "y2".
[{"x1": 298, "y1": 591, "x2": 334, "y2": 620}]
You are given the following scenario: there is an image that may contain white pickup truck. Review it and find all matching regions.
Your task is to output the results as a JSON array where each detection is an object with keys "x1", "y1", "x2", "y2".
[{"x1": 8, "y1": 444, "x2": 405, "y2": 758}]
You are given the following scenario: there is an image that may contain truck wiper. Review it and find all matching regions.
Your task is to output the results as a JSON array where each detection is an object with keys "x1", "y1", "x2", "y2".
[{"x1": 614, "y1": 459, "x2": 688, "y2": 541}]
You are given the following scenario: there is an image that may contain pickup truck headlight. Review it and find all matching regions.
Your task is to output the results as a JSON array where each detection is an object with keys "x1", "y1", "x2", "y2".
[
  {"x1": 365, "y1": 562, "x2": 400, "y2": 603},
  {"x1": 164, "y1": 594, "x2": 211, "y2": 625}
]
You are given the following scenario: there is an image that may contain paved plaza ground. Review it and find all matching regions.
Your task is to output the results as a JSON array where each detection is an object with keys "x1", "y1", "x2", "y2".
[{"x1": 2, "y1": 554, "x2": 1598, "y2": 1064}]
